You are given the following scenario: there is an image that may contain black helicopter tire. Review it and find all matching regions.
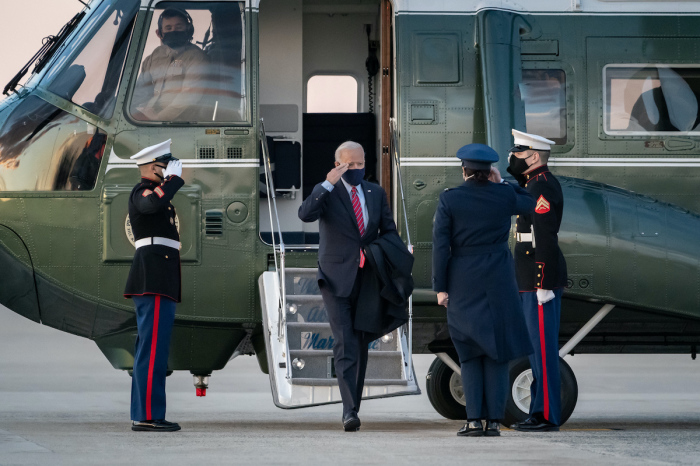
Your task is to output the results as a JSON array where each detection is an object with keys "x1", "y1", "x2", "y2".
[
  {"x1": 426, "y1": 356, "x2": 467, "y2": 420},
  {"x1": 503, "y1": 356, "x2": 578, "y2": 427}
]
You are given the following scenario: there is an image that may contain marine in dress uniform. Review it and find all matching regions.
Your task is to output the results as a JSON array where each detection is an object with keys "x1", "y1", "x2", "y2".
[
  {"x1": 432, "y1": 144, "x2": 534, "y2": 437},
  {"x1": 124, "y1": 139, "x2": 184, "y2": 432},
  {"x1": 507, "y1": 129, "x2": 568, "y2": 432}
]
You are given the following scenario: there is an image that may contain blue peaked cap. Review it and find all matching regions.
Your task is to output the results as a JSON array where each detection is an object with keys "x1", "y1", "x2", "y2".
[{"x1": 456, "y1": 143, "x2": 499, "y2": 170}]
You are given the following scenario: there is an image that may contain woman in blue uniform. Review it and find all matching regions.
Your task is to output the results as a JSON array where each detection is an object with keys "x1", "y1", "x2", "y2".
[{"x1": 432, "y1": 143, "x2": 535, "y2": 437}]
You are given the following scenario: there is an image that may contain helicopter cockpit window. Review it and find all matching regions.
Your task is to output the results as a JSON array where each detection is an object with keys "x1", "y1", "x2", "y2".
[
  {"x1": 129, "y1": 1, "x2": 246, "y2": 123},
  {"x1": 605, "y1": 65, "x2": 700, "y2": 135},
  {"x1": 0, "y1": 96, "x2": 106, "y2": 192},
  {"x1": 521, "y1": 69, "x2": 567, "y2": 145},
  {"x1": 46, "y1": 0, "x2": 139, "y2": 120}
]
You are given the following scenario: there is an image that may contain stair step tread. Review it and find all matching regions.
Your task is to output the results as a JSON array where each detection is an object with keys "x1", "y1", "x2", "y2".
[
  {"x1": 286, "y1": 268, "x2": 319, "y2": 273},
  {"x1": 287, "y1": 322, "x2": 331, "y2": 328},
  {"x1": 290, "y1": 378, "x2": 409, "y2": 386},
  {"x1": 290, "y1": 349, "x2": 402, "y2": 357},
  {"x1": 286, "y1": 295, "x2": 323, "y2": 301}
]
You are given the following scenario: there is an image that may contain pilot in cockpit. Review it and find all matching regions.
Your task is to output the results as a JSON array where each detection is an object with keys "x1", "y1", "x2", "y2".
[{"x1": 131, "y1": 7, "x2": 208, "y2": 122}]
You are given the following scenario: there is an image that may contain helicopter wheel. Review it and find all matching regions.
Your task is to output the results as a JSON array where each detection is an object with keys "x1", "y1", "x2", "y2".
[
  {"x1": 426, "y1": 356, "x2": 467, "y2": 420},
  {"x1": 503, "y1": 356, "x2": 578, "y2": 427}
]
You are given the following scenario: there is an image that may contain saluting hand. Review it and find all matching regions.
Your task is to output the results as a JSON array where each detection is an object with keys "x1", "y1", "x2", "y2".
[
  {"x1": 326, "y1": 163, "x2": 349, "y2": 185},
  {"x1": 163, "y1": 160, "x2": 183, "y2": 179},
  {"x1": 437, "y1": 292, "x2": 449, "y2": 308},
  {"x1": 488, "y1": 166, "x2": 502, "y2": 183}
]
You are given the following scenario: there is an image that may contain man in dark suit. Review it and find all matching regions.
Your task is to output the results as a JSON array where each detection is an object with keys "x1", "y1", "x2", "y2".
[{"x1": 298, "y1": 141, "x2": 396, "y2": 432}]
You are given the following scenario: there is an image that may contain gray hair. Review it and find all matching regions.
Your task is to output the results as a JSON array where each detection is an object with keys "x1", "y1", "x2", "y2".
[{"x1": 335, "y1": 141, "x2": 364, "y2": 162}]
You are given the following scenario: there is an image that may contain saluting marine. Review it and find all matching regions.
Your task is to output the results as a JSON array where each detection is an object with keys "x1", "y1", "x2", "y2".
[
  {"x1": 124, "y1": 139, "x2": 184, "y2": 432},
  {"x1": 507, "y1": 129, "x2": 568, "y2": 432}
]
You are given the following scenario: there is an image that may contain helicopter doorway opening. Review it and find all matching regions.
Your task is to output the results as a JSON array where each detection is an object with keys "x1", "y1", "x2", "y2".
[{"x1": 258, "y1": 0, "x2": 383, "y2": 247}]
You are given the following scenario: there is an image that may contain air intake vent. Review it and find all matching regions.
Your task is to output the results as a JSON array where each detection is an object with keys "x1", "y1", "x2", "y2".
[
  {"x1": 198, "y1": 147, "x2": 216, "y2": 159},
  {"x1": 227, "y1": 147, "x2": 243, "y2": 159},
  {"x1": 205, "y1": 210, "x2": 224, "y2": 236}
]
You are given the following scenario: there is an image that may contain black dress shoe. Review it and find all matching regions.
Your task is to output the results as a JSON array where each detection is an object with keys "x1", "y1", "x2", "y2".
[
  {"x1": 343, "y1": 413, "x2": 361, "y2": 432},
  {"x1": 457, "y1": 420, "x2": 484, "y2": 437},
  {"x1": 512, "y1": 418, "x2": 559, "y2": 432},
  {"x1": 485, "y1": 421, "x2": 501, "y2": 436},
  {"x1": 131, "y1": 420, "x2": 181, "y2": 432},
  {"x1": 510, "y1": 417, "x2": 538, "y2": 430}
]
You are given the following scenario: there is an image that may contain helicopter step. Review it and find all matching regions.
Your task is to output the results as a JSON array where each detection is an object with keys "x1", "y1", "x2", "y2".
[{"x1": 259, "y1": 268, "x2": 420, "y2": 409}]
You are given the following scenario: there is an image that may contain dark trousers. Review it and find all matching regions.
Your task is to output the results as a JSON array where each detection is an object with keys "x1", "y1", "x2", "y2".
[
  {"x1": 131, "y1": 295, "x2": 176, "y2": 422},
  {"x1": 521, "y1": 289, "x2": 562, "y2": 425},
  {"x1": 460, "y1": 356, "x2": 509, "y2": 421},
  {"x1": 320, "y1": 273, "x2": 372, "y2": 418}
]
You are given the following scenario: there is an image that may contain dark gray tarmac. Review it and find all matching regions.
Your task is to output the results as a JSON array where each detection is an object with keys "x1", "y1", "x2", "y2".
[{"x1": 2, "y1": 305, "x2": 700, "y2": 465}]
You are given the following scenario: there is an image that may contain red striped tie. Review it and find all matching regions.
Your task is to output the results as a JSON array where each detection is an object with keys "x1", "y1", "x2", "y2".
[{"x1": 351, "y1": 186, "x2": 365, "y2": 236}]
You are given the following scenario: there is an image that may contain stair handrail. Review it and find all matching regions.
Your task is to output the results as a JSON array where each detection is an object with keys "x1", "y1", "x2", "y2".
[
  {"x1": 259, "y1": 119, "x2": 288, "y2": 348},
  {"x1": 389, "y1": 117, "x2": 414, "y2": 381}
]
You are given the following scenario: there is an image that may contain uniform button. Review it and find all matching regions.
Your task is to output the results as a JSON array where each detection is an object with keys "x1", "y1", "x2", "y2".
[
  {"x1": 537, "y1": 274, "x2": 541, "y2": 277},
  {"x1": 526, "y1": 251, "x2": 530, "y2": 255},
  {"x1": 165, "y1": 255, "x2": 169, "y2": 259},
  {"x1": 538, "y1": 265, "x2": 542, "y2": 268},
  {"x1": 169, "y1": 207, "x2": 172, "y2": 210},
  {"x1": 516, "y1": 215, "x2": 519, "y2": 218}
]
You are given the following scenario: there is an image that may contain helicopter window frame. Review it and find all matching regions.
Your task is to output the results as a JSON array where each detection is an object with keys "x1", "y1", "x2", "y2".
[
  {"x1": 126, "y1": 0, "x2": 249, "y2": 126},
  {"x1": 44, "y1": 0, "x2": 141, "y2": 121},
  {"x1": 603, "y1": 64, "x2": 700, "y2": 137},
  {"x1": 40, "y1": 1, "x2": 132, "y2": 97},
  {"x1": 520, "y1": 63, "x2": 575, "y2": 153},
  {"x1": 0, "y1": 96, "x2": 108, "y2": 193}
]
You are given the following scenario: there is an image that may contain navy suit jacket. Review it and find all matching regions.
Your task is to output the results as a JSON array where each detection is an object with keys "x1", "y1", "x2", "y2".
[{"x1": 299, "y1": 180, "x2": 396, "y2": 297}]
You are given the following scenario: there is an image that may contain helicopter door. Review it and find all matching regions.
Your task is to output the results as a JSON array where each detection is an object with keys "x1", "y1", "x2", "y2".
[{"x1": 257, "y1": 0, "x2": 419, "y2": 409}]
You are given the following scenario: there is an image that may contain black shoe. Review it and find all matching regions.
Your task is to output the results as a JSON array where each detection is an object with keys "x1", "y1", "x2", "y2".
[
  {"x1": 512, "y1": 418, "x2": 559, "y2": 432},
  {"x1": 485, "y1": 421, "x2": 501, "y2": 436},
  {"x1": 510, "y1": 417, "x2": 538, "y2": 430},
  {"x1": 131, "y1": 420, "x2": 181, "y2": 432},
  {"x1": 343, "y1": 412, "x2": 361, "y2": 432},
  {"x1": 457, "y1": 420, "x2": 484, "y2": 437}
]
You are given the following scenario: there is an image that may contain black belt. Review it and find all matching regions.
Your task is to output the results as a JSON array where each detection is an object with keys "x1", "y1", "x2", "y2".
[{"x1": 452, "y1": 242, "x2": 508, "y2": 256}]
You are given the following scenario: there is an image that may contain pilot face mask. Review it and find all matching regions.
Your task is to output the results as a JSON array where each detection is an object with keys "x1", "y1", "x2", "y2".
[
  {"x1": 161, "y1": 30, "x2": 190, "y2": 49},
  {"x1": 341, "y1": 168, "x2": 365, "y2": 186},
  {"x1": 508, "y1": 151, "x2": 535, "y2": 176}
]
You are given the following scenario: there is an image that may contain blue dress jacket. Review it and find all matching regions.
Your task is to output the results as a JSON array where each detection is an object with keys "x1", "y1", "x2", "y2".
[{"x1": 432, "y1": 179, "x2": 535, "y2": 363}]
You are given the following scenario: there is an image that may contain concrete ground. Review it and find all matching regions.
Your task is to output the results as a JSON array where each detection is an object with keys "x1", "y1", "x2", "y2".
[{"x1": 1, "y1": 305, "x2": 700, "y2": 465}]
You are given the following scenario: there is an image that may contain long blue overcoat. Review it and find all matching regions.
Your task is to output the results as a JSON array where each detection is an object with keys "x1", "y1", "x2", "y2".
[{"x1": 432, "y1": 179, "x2": 535, "y2": 363}]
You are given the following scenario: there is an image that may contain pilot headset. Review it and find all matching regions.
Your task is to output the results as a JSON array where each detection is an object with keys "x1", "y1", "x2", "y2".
[{"x1": 158, "y1": 7, "x2": 195, "y2": 41}]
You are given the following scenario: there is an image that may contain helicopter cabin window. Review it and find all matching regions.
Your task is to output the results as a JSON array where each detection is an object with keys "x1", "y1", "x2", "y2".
[
  {"x1": 521, "y1": 69, "x2": 567, "y2": 145},
  {"x1": 0, "y1": 96, "x2": 106, "y2": 192},
  {"x1": 605, "y1": 65, "x2": 700, "y2": 135},
  {"x1": 129, "y1": 1, "x2": 246, "y2": 123},
  {"x1": 46, "y1": 0, "x2": 139, "y2": 120},
  {"x1": 307, "y1": 75, "x2": 358, "y2": 113}
]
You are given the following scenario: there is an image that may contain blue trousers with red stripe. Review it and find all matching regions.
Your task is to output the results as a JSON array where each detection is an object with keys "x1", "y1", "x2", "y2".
[
  {"x1": 131, "y1": 295, "x2": 176, "y2": 422},
  {"x1": 521, "y1": 289, "x2": 562, "y2": 426}
]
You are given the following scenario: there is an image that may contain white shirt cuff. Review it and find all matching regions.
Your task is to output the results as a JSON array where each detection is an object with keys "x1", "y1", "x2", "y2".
[{"x1": 321, "y1": 180, "x2": 334, "y2": 192}]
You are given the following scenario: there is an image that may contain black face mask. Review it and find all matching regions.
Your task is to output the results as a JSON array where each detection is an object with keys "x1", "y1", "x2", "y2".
[
  {"x1": 508, "y1": 152, "x2": 534, "y2": 177},
  {"x1": 341, "y1": 168, "x2": 365, "y2": 186},
  {"x1": 161, "y1": 30, "x2": 190, "y2": 49},
  {"x1": 154, "y1": 165, "x2": 167, "y2": 181}
]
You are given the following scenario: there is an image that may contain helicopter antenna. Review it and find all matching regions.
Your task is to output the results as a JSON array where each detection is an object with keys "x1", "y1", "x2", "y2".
[{"x1": 77, "y1": 0, "x2": 90, "y2": 8}]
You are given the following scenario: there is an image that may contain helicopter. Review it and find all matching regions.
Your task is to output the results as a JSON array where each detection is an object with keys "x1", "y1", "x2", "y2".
[{"x1": 2, "y1": 0, "x2": 700, "y2": 425}]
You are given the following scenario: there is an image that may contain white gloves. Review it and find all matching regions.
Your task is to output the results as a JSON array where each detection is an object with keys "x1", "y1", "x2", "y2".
[
  {"x1": 537, "y1": 289, "x2": 555, "y2": 304},
  {"x1": 163, "y1": 160, "x2": 182, "y2": 178}
]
